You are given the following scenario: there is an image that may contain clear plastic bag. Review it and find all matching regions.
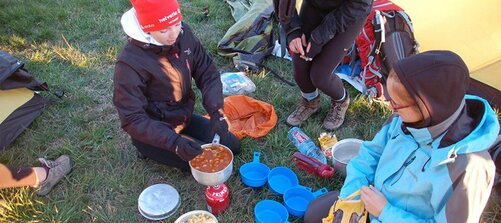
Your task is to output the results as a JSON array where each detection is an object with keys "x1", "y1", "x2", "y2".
[{"x1": 220, "y1": 72, "x2": 256, "y2": 96}]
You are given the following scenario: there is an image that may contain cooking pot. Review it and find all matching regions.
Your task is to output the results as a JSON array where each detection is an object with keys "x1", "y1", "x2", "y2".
[
  {"x1": 331, "y1": 138, "x2": 363, "y2": 176},
  {"x1": 189, "y1": 134, "x2": 234, "y2": 186}
]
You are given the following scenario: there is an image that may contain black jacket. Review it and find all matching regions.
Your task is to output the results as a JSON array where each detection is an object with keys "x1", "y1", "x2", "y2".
[
  {"x1": 276, "y1": 0, "x2": 372, "y2": 55},
  {"x1": 113, "y1": 23, "x2": 223, "y2": 151}
]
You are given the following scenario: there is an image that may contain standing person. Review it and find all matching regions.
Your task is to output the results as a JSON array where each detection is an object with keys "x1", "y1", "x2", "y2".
[
  {"x1": 304, "y1": 51, "x2": 499, "y2": 222},
  {"x1": 274, "y1": 0, "x2": 373, "y2": 130},
  {"x1": 0, "y1": 155, "x2": 72, "y2": 196},
  {"x1": 113, "y1": 0, "x2": 240, "y2": 170}
]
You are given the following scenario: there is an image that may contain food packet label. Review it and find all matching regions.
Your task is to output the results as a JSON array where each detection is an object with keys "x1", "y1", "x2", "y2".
[{"x1": 318, "y1": 132, "x2": 338, "y2": 158}]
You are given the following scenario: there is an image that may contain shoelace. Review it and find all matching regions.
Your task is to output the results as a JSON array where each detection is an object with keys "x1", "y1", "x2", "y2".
[
  {"x1": 291, "y1": 105, "x2": 307, "y2": 117},
  {"x1": 325, "y1": 103, "x2": 344, "y2": 122},
  {"x1": 38, "y1": 158, "x2": 58, "y2": 169},
  {"x1": 291, "y1": 100, "x2": 311, "y2": 116}
]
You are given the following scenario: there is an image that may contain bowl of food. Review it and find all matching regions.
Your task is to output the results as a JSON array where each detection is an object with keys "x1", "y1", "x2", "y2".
[
  {"x1": 331, "y1": 138, "x2": 363, "y2": 175},
  {"x1": 174, "y1": 210, "x2": 218, "y2": 223},
  {"x1": 189, "y1": 135, "x2": 233, "y2": 186}
]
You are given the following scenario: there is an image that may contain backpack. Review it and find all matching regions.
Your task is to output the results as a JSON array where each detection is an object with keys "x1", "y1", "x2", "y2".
[{"x1": 348, "y1": 0, "x2": 419, "y2": 98}]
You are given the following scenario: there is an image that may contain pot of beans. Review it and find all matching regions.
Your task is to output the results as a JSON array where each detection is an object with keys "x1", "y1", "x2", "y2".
[{"x1": 189, "y1": 134, "x2": 233, "y2": 186}]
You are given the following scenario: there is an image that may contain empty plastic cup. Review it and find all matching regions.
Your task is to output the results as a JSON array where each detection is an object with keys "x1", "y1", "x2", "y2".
[
  {"x1": 283, "y1": 186, "x2": 328, "y2": 217},
  {"x1": 239, "y1": 152, "x2": 270, "y2": 187},
  {"x1": 254, "y1": 200, "x2": 290, "y2": 223},
  {"x1": 267, "y1": 167, "x2": 299, "y2": 195}
]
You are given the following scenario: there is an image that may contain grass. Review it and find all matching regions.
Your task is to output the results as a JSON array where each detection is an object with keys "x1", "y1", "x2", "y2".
[{"x1": 0, "y1": 0, "x2": 500, "y2": 222}]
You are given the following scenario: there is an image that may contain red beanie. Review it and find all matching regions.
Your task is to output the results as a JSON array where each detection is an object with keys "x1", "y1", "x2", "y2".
[{"x1": 130, "y1": 0, "x2": 183, "y2": 32}]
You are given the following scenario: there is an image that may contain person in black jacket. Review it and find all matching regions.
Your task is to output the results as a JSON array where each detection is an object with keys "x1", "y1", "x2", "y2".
[
  {"x1": 275, "y1": 0, "x2": 372, "y2": 130},
  {"x1": 113, "y1": 0, "x2": 240, "y2": 170}
]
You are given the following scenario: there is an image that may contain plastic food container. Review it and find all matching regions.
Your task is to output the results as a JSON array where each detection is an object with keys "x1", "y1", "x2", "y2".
[
  {"x1": 174, "y1": 210, "x2": 218, "y2": 223},
  {"x1": 331, "y1": 138, "x2": 363, "y2": 175},
  {"x1": 138, "y1": 184, "x2": 180, "y2": 221},
  {"x1": 267, "y1": 167, "x2": 299, "y2": 195},
  {"x1": 283, "y1": 186, "x2": 328, "y2": 217},
  {"x1": 254, "y1": 200, "x2": 290, "y2": 223},
  {"x1": 239, "y1": 152, "x2": 270, "y2": 187}
]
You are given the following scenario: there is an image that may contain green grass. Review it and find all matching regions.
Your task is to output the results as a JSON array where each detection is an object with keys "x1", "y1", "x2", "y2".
[{"x1": 0, "y1": 0, "x2": 500, "y2": 222}]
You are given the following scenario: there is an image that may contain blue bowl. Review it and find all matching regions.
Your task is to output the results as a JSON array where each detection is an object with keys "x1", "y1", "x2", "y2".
[
  {"x1": 283, "y1": 186, "x2": 328, "y2": 217},
  {"x1": 239, "y1": 152, "x2": 270, "y2": 187},
  {"x1": 254, "y1": 200, "x2": 290, "y2": 223},
  {"x1": 267, "y1": 167, "x2": 299, "y2": 195}
]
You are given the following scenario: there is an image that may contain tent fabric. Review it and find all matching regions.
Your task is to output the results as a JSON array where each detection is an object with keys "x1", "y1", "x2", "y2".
[
  {"x1": 217, "y1": 0, "x2": 275, "y2": 72},
  {"x1": 0, "y1": 94, "x2": 49, "y2": 150},
  {"x1": 392, "y1": 0, "x2": 501, "y2": 91},
  {"x1": 0, "y1": 88, "x2": 34, "y2": 123},
  {"x1": 0, "y1": 50, "x2": 50, "y2": 151},
  {"x1": 223, "y1": 95, "x2": 278, "y2": 139}
]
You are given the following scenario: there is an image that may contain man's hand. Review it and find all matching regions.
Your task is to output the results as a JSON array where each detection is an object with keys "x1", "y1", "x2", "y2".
[{"x1": 361, "y1": 185, "x2": 388, "y2": 218}]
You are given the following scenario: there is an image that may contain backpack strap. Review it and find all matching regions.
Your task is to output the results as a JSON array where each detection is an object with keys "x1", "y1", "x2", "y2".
[
  {"x1": 372, "y1": 10, "x2": 385, "y2": 57},
  {"x1": 365, "y1": 10, "x2": 384, "y2": 79},
  {"x1": 395, "y1": 11, "x2": 419, "y2": 53}
]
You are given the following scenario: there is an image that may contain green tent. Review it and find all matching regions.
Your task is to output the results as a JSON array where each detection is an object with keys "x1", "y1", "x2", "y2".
[{"x1": 217, "y1": 0, "x2": 275, "y2": 72}]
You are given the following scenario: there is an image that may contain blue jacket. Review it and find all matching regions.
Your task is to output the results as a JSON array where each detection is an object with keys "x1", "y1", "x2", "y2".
[{"x1": 340, "y1": 95, "x2": 499, "y2": 222}]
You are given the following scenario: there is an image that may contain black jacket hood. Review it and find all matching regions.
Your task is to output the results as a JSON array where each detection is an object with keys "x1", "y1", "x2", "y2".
[{"x1": 393, "y1": 50, "x2": 470, "y2": 127}]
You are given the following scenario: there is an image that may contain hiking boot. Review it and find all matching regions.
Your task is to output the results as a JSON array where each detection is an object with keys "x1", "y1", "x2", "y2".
[
  {"x1": 286, "y1": 96, "x2": 321, "y2": 126},
  {"x1": 37, "y1": 155, "x2": 72, "y2": 196},
  {"x1": 323, "y1": 95, "x2": 350, "y2": 130}
]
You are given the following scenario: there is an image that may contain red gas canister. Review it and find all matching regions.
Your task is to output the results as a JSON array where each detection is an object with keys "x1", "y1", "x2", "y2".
[{"x1": 205, "y1": 184, "x2": 230, "y2": 215}]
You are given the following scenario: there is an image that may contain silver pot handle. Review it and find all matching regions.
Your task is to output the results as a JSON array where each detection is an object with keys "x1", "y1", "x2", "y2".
[{"x1": 212, "y1": 133, "x2": 220, "y2": 144}]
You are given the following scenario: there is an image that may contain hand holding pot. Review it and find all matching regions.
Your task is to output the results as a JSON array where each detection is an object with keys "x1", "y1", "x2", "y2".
[{"x1": 175, "y1": 137, "x2": 202, "y2": 161}]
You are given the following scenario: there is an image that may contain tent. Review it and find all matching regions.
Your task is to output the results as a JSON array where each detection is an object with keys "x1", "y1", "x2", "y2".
[
  {"x1": 0, "y1": 51, "x2": 51, "y2": 150},
  {"x1": 392, "y1": 0, "x2": 501, "y2": 109},
  {"x1": 217, "y1": 0, "x2": 275, "y2": 72}
]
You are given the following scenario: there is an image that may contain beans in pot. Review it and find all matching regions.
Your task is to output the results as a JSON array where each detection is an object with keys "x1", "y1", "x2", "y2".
[{"x1": 190, "y1": 145, "x2": 231, "y2": 173}]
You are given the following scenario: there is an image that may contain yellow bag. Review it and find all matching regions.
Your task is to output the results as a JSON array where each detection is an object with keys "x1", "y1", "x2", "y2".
[{"x1": 322, "y1": 190, "x2": 368, "y2": 223}]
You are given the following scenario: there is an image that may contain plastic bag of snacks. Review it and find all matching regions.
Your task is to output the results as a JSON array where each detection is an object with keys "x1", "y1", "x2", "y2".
[
  {"x1": 220, "y1": 72, "x2": 256, "y2": 96},
  {"x1": 318, "y1": 132, "x2": 338, "y2": 159}
]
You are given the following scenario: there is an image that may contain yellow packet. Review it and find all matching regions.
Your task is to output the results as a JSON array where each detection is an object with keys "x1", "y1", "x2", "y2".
[{"x1": 318, "y1": 132, "x2": 338, "y2": 159}]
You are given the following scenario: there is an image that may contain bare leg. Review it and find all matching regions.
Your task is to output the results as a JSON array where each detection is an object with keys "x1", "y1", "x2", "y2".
[{"x1": 0, "y1": 164, "x2": 47, "y2": 189}]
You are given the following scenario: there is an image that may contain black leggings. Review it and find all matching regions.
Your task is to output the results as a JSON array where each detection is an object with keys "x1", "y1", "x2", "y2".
[
  {"x1": 293, "y1": 2, "x2": 367, "y2": 100},
  {"x1": 132, "y1": 114, "x2": 240, "y2": 170}
]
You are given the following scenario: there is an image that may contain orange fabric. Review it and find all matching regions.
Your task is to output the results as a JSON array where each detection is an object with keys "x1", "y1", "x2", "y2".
[{"x1": 223, "y1": 95, "x2": 277, "y2": 139}]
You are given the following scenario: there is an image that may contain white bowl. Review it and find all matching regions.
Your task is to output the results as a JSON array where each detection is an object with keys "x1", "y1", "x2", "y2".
[
  {"x1": 331, "y1": 138, "x2": 363, "y2": 175},
  {"x1": 174, "y1": 210, "x2": 218, "y2": 223}
]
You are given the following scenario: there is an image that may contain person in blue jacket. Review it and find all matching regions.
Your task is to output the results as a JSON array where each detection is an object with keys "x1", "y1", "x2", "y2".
[{"x1": 304, "y1": 50, "x2": 499, "y2": 222}]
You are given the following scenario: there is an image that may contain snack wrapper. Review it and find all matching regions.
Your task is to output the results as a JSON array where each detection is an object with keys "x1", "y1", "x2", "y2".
[{"x1": 318, "y1": 132, "x2": 338, "y2": 159}]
